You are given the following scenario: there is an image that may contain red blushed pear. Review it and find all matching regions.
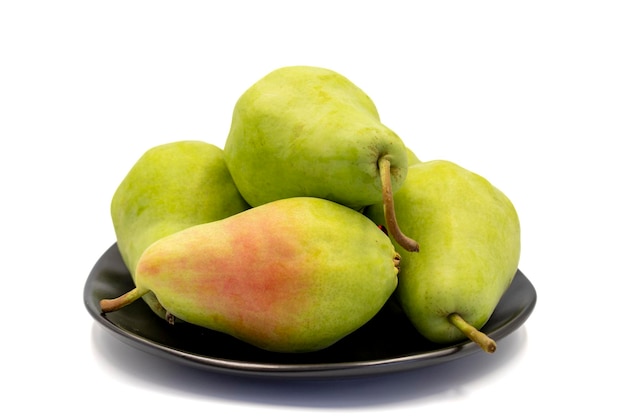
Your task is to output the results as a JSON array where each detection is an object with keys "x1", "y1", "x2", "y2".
[{"x1": 101, "y1": 197, "x2": 400, "y2": 353}]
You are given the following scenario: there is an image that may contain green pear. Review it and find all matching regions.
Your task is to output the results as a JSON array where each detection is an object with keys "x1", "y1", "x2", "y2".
[
  {"x1": 406, "y1": 146, "x2": 422, "y2": 166},
  {"x1": 224, "y1": 66, "x2": 418, "y2": 252},
  {"x1": 101, "y1": 197, "x2": 400, "y2": 353},
  {"x1": 111, "y1": 140, "x2": 250, "y2": 320},
  {"x1": 365, "y1": 160, "x2": 521, "y2": 353}
]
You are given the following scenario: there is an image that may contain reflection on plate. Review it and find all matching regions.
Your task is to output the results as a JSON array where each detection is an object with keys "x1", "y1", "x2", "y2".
[{"x1": 84, "y1": 243, "x2": 536, "y2": 379}]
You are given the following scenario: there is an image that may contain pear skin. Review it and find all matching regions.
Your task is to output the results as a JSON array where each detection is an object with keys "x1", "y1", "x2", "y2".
[
  {"x1": 406, "y1": 146, "x2": 422, "y2": 166},
  {"x1": 111, "y1": 140, "x2": 250, "y2": 319},
  {"x1": 224, "y1": 66, "x2": 418, "y2": 252},
  {"x1": 365, "y1": 160, "x2": 521, "y2": 352},
  {"x1": 101, "y1": 197, "x2": 400, "y2": 353}
]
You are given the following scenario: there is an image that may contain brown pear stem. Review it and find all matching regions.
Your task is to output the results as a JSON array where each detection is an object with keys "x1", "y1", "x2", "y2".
[
  {"x1": 378, "y1": 157, "x2": 419, "y2": 252},
  {"x1": 100, "y1": 287, "x2": 146, "y2": 313},
  {"x1": 448, "y1": 312, "x2": 497, "y2": 353}
]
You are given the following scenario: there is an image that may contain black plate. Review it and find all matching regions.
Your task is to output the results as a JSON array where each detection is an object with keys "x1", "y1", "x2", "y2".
[{"x1": 84, "y1": 243, "x2": 537, "y2": 379}]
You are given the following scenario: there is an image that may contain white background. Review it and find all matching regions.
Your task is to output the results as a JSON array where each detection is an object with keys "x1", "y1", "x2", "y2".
[{"x1": 2, "y1": 1, "x2": 624, "y2": 415}]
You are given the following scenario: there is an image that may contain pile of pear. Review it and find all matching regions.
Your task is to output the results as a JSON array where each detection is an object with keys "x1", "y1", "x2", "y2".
[{"x1": 100, "y1": 66, "x2": 521, "y2": 355}]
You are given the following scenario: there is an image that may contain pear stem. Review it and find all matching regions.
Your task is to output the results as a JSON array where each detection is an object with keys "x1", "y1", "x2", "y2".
[
  {"x1": 378, "y1": 157, "x2": 419, "y2": 252},
  {"x1": 448, "y1": 312, "x2": 497, "y2": 353},
  {"x1": 100, "y1": 287, "x2": 146, "y2": 313}
]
